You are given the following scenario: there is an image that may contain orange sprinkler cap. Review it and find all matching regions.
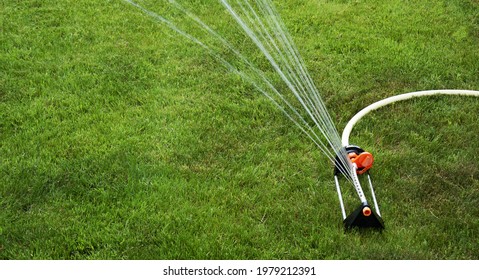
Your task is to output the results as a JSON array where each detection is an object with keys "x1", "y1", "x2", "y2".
[
  {"x1": 363, "y1": 207, "x2": 372, "y2": 217},
  {"x1": 350, "y1": 152, "x2": 374, "y2": 175}
]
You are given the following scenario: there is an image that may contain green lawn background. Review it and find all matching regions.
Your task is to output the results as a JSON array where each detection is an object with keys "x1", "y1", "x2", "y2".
[{"x1": 1, "y1": 0, "x2": 478, "y2": 259}]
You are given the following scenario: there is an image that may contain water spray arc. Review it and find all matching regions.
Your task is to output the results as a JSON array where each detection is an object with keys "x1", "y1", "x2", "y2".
[{"x1": 122, "y1": 0, "x2": 354, "y2": 179}]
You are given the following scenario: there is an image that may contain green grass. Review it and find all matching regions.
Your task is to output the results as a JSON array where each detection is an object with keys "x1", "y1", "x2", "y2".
[{"x1": 1, "y1": 0, "x2": 479, "y2": 259}]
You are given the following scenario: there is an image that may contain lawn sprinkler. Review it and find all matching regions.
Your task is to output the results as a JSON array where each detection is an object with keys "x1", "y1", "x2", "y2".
[
  {"x1": 333, "y1": 145, "x2": 384, "y2": 230},
  {"x1": 337, "y1": 89, "x2": 479, "y2": 230}
]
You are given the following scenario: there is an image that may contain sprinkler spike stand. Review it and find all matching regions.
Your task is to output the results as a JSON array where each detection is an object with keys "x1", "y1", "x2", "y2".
[{"x1": 334, "y1": 145, "x2": 384, "y2": 230}]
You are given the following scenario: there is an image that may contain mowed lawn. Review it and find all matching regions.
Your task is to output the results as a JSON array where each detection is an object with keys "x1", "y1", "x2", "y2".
[{"x1": 1, "y1": 0, "x2": 479, "y2": 259}]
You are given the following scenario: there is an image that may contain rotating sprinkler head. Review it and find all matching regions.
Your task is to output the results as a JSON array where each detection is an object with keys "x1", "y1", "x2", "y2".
[{"x1": 333, "y1": 145, "x2": 384, "y2": 230}]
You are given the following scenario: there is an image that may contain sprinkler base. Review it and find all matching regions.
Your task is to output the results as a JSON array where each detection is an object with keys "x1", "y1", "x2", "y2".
[{"x1": 344, "y1": 203, "x2": 384, "y2": 230}]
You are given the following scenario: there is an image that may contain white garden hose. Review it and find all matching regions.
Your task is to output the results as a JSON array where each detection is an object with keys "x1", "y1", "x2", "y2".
[{"x1": 342, "y1": 89, "x2": 479, "y2": 147}]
